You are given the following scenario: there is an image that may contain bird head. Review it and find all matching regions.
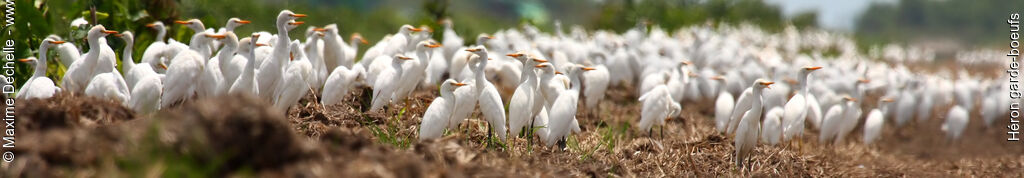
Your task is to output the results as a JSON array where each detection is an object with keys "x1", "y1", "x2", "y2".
[
  {"x1": 756, "y1": 79, "x2": 775, "y2": 89},
  {"x1": 88, "y1": 25, "x2": 119, "y2": 39},
  {"x1": 351, "y1": 33, "x2": 368, "y2": 45},
  {"x1": 145, "y1": 21, "x2": 164, "y2": 30}
]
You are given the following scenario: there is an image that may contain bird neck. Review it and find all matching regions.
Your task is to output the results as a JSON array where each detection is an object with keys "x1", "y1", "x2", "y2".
[
  {"x1": 156, "y1": 27, "x2": 166, "y2": 43},
  {"x1": 87, "y1": 35, "x2": 103, "y2": 53},
  {"x1": 349, "y1": 38, "x2": 361, "y2": 50},
  {"x1": 750, "y1": 88, "x2": 765, "y2": 119},
  {"x1": 122, "y1": 39, "x2": 136, "y2": 73},
  {"x1": 569, "y1": 70, "x2": 582, "y2": 92},
  {"x1": 440, "y1": 85, "x2": 455, "y2": 100},
  {"x1": 34, "y1": 46, "x2": 49, "y2": 77},
  {"x1": 799, "y1": 71, "x2": 810, "y2": 94},
  {"x1": 189, "y1": 34, "x2": 212, "y2": 58},
  {"x1": 218, "y1": 42, "x2": 237, "y2": 66},
  {"x1": 519, "y1": 60, "x2": 535, "y2": 83}
]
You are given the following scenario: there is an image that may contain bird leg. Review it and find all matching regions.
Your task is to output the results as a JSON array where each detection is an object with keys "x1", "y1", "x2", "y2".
[
  {"x1": 529, "y1": 117, "x2": 537, "y2": 145},
  {"x1": 660, "y1": 125, "x2": 665, "y2": 140},
  {"x1": 557, "y1": 137, "x2": 567, "y2": 151}
]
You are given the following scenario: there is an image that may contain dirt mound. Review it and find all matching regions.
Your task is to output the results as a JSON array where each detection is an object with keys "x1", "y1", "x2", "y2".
[
  {"x1": 16, "y1": 92, "x2": 135, "y2": 130},
  {"x1": 155, "y1": 94, "x2": 314, "y2": 175}
]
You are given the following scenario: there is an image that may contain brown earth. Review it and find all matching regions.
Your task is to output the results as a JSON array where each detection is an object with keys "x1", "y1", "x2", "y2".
[{"x1": 2, "y1": 84, "x2": 1022, "y2": 177}]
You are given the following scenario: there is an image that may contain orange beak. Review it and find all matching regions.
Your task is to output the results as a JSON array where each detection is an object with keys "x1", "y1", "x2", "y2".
[
  {"x1": 858, "y1": 79, "x2": 870, "y2": 83},
  {"x1": 145, "y1": 23, "x2": 156, "y2": 28},
  {"x1": 532, "y1": 58, "x2": 548, "y2": 63},
  {"x1": 16, "y1": 58, "x2": 30, "y2": 62},
  {"x1": 882, "y1": 98, "x2": 894, "y2": 102},
  {"x1": 174, "y1": 20, "x2": 192, "y2": 24},
  {"x1": 237, "y1": 20, "x2": 251, "y2": 24},
  {"x1": 397, "y1": 56, "x2": 413, "y2": 60},
  {"x1": 255, "y1": 43, "x2": 268, "y2": 47},
  {"x1": 453, "y1": 82, "x2": 467, "y2": 86},
  {"x1": 288, "y1": 21, "x2": 305, "y2": 26},
  {"x1": 582, "y1": 67, "x2": 596, "y2": 71},
  {"x1": 409, "y1": 28, "x2": 422, "y2": 32},
  {"x1": 710, "y1": 76, "x2": 724, "y2": 80},
  {"x1": 359, "y1": 38, "x2": 368, "y2": 45},
  {"x1": 205, "y1": 34, "x2": 227, "y2": 39},
  {"x1": 555, "y1": 71, "x2": 563, "y2": 75},
  {"x1": 103, "y1": 30, "x2": 119, "y2": 34},
  {"x1": 313, "y1": 28, "x2": 326, "y2": 32},
  {"x1": 682, "y1": 61, "x2": 692, "y2": 65},
  {"x1": 425, "y1": 44, "x2": 442, "y2": 48},
  {"x1": 506, "y1": 53, "x2": 523, "y2": 57},
  {"x1": 485, "y1": 36, "x2": 495, "y2": 39},
  {"x1": 534, "y1": 64, "x2": 547, "y2": 68},
  {"x1": 807, "y1": 66, "x2": 823, "y2": 70},
  {"x1": 49, "y1": 41, "x2": 66, "y2": 44},
  {"x1": 290, "y1": 14, "x2": 307, "y2": 18},
  {"x1": 465, "y1": 48, "x2": 480, "y2": 52},
  {"x1": 761, "y1": 81, "x2": 775, "y2": 89},
  {"x1": 290, "y1": 52, "x2": 294, "y2": 61},
  {"x1": 159, "y1": 63, "x2": 168, "y2": 70}
]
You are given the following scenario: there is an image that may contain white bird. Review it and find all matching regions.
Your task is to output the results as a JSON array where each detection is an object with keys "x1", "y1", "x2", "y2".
[
  {"x1": 466, "y1": 47, "x2": 508, "y2": 141},
  {"x1": 545, "y1": 65, "x2": 593, "y2": 148},
  {"x1": 507, "y1": 52, "x2": 544, "y2": 137},
  {"x1": 711, "y1": 76, "x2": 734, "y2": 133},
  {"x1": 113, "y1": 31, "x2": 163, "y2": 114},
  {"x1": 321, "y1": 65, "x2": 367, "y2": 106},
  {"x1": 196, "y1": 33, "x2": 229, "y2": 98},
  {"x1": 942, "y1": 105, "x2": 969, "y2": 141},
  {"x1": 392, "y1": 41, "x2": 440, "y2": 101},
  {"x1": 17, "y1": 39, "x2": 63, "y2": 100},
  {"x1": 85, "y1": 71, "x2": 131, "y2": 106},
  {"x1": 257, "y1": 10, "x2": 307, "y2": 101},
  {"x1": 229, "y1": 34, "x2": 261, "y2": 96},
  {"x1": 819, "y1": 96, "x2": 856, "y2": 144},
  {"x1": 863, "y1": 97, "x2": 894, "y2": 145},
  {"x1": 373, "y1": 25, "x2": 420, "y2": 65},
  {"x1": 419, "y1": 79, "x2": 466, "y2": 140},
  {"x1": 161, "y1": 31, "x2": 218, "y2": 107},
  {"x1": 439, "y1": 18, "x2": 463, "y2": 61},
  {"x1": 447, "y1": 78, "x2": 476, "y2": 129},
  {"x1": 272, "y1": 40, "x2": 316, "y2": 113},
  {"x1": 582, "y1": 64, "x2": 610, "y2": 113},
  {"x1": 781, "y1": 66, "x2": 822, "y2": 141},
  {"x1": 62, "y1": 25, "x2": 118, "y2": 93},
  {"x1": 726, "y1": 87, "x2": 754, "y2": 134},
  {"x1": 637, "y1": 84, "x2": 681, "y2": 138},
  {"x1": 735, "y1": 79, "x2": 773, "y2": 168},
  {"x1": 115, "y1": 32, "x2": 162, "y2": 90},
  {"x1": 46, "y1": 35, "x2": 80, "y2": 69},
  {"x1": 762, "y1": 107, "x2": 785, "y2": 145},
  {"x1": 369, "y1": 54, "x2": 413, "y2": 112}
]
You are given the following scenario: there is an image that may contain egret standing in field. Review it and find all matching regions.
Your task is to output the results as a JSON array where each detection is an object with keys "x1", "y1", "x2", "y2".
[
  {"x1": 735, "y1": 79, "x2": 773, "y2": 168},
  {"x1": 419, "y1": 79, "x2": 466, "y2": 140}
]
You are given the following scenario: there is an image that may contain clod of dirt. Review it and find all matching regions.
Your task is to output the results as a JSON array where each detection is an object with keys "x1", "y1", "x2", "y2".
[
  {"x1": 158, "y1": 93, "x2": 314, "y2": 175},
  {"x1": 17, "y1": 92, "x2": 135, "y2": 131}
]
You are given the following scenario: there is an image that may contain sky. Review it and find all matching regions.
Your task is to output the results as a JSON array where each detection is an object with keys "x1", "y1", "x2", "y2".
[{"x1": 764, "y1": 0, "x2": 897, "y2": 32}]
